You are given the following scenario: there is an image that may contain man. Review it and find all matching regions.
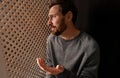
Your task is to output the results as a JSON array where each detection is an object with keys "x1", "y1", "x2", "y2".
[{"x1": 37, "y1": 0, "x2": 100, "y2": 78}]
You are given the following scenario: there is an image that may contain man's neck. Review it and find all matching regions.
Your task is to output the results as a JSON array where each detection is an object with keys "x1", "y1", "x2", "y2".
[{"x1": 60, "y1": 27, "x2": 80, "y2": 40}]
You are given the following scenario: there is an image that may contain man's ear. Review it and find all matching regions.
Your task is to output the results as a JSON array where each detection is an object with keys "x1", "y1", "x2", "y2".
[{"x1": 65, "y1": 11, "x2": 73, "y2": 22}]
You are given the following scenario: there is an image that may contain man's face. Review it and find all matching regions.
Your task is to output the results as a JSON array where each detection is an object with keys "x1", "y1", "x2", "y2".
[{"x1": 47, "y1": 5, "x2": 67, "y2": 36}]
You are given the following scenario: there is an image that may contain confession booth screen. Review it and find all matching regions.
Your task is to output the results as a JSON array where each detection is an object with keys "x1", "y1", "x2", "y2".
[{"x1": 0, "y1": 0, "x2": 50, "y2": 78}]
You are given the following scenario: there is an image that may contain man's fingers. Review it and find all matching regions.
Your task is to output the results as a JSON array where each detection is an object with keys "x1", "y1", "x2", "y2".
[
  {"x1": 36, "y1": 58, "x2": 47, "y2": 70},
  {"x1": 36, "y1": 58, "x2": 45, "y2": 65},
  {"x1": 37, "y1": 58, "x2": 64, "y2": 75},
  {"x1": 36, "y1": 58, "x2": 40, "y2": 66},
  {"x1": 56, "y1": 65, "x2": 64, "y2": 72},
  {"x1": 36, "y1": 58, "x2": 42, "y2": 66},
  {"x1": 56, "y1": 65, "x2": 63, "y2": 69}
]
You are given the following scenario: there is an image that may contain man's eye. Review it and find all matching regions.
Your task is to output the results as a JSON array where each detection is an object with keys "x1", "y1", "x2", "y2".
[
  {"x1": 48, "y1": 15, "x2": 56, "y2": 20},
  {"x1": 48, "y1": 16, "x2": 52, "y2": 20},
  {"x1": 53, "y1": 15, "x2": 56, "y2": 17}
]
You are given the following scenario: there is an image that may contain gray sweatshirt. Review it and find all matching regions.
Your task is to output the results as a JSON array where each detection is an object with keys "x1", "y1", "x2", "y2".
[{"x1": 45, "y1": 32, "x2": 100, "y2": 78}]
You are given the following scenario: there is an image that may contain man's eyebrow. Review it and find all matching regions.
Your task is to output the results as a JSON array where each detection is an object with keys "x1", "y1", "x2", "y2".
[{"x1": 48, "y1": 13, "x2": 57, "y2": 17}]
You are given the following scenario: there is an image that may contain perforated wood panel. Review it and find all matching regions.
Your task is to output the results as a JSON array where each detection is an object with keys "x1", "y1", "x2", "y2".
[{"x1": 0, "y1": 0, "x2": 50, "y2": 78}]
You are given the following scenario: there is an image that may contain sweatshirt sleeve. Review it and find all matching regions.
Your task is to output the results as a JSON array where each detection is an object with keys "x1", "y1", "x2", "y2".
[{"x1": 45, "y1": 35, "x2": 56, "y2": 78}]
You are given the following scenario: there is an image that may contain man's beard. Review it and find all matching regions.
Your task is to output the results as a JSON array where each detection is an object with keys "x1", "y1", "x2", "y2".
[{"x1": 51, "y1": 19, "x2": 67, "y2": 36}]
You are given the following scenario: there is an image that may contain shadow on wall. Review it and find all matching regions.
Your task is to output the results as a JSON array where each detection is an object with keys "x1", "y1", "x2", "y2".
[
  {"x1": 71, "y1": 0, "x2": 120, "y2": 78},
  {"x1": 88, "y1": 0, "x2": 120, "y2": 78}
]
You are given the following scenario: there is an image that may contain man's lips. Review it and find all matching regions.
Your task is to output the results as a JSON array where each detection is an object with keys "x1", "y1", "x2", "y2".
[
  {"x1": 50, "y1": 25, "x2": 56, "y2": 29},
  {"x1": 51, "y1": 25, "x2": 56, "y2": 28}
]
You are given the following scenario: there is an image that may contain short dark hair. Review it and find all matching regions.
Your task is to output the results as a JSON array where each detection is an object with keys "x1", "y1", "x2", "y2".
[{"x1": 49, "y1": 0, "x2": 78, "y2": 24}]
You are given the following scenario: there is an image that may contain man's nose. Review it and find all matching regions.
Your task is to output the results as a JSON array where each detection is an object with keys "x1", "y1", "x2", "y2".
[{"x1": 47, "y1": 19, "x2": 52, "y2": 26}]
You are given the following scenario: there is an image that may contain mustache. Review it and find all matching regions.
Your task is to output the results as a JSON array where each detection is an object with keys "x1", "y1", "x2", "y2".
[{"x1": 49, "y1": 24, "x2": 56, "y2": 28}]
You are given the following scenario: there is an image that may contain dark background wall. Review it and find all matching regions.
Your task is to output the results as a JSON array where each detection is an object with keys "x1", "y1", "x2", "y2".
[{"x1": 73, "y1": 0, "x2": 120, "y2": 78}]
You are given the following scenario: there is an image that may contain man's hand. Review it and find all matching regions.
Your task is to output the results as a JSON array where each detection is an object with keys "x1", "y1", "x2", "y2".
[{"x1": 36, "y1": 58, "x2": 64, "y2": 75}]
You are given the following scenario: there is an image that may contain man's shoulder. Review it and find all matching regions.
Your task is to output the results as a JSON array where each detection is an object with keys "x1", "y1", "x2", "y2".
[
  {"x1": 80, "y1": 32, "x2": 99, "y2": 46},
  {"x1": 81, "y1": 32, "x2": 95, "y2": 41},
  {"x1": 48, "y1": 34, "x2": 54, "y2": 39},
  {"x1": 80, "y1": 32, "x2": 92, "y2": 41},
  {"x1": 81, "y1": 32, "x2": 100, "y2": 55},
  {"x1": 47, "y1": 34, "x2": 56, "y2": 42}
]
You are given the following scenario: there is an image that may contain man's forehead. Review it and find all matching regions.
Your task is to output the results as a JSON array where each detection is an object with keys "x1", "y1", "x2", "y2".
[
  {"x1": 48, "y1": 5, "x2": 60, "y2": 14},
  {"x1": 50, "y1": 5, "x2": 60, "y2": 10}
]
